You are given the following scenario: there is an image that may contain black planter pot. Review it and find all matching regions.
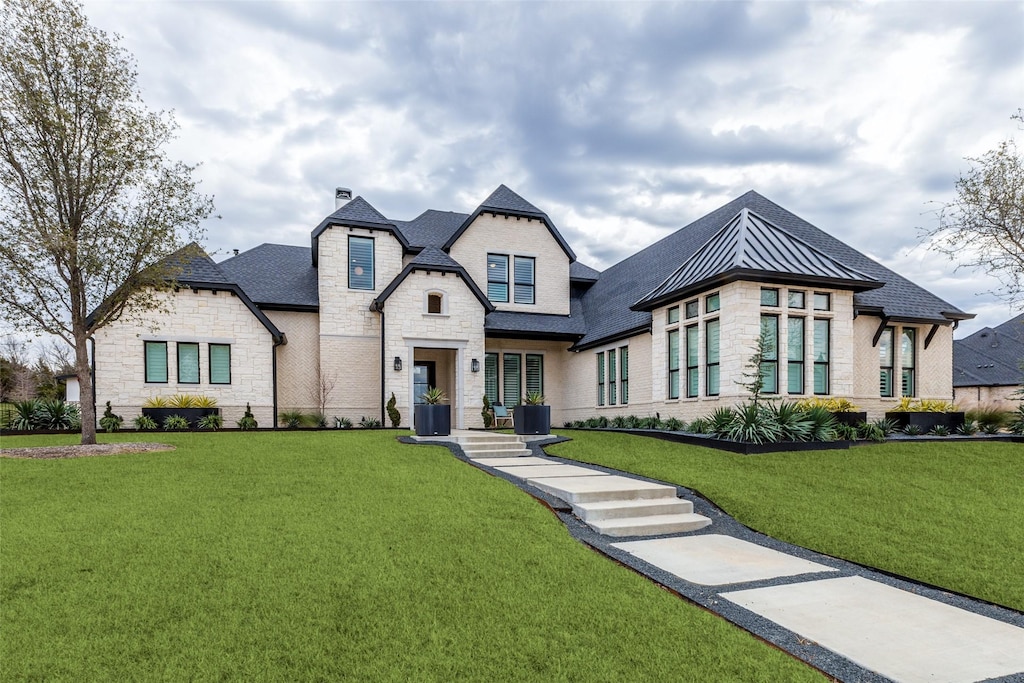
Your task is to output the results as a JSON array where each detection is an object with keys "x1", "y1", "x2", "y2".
[
  {"x1": 514, "y1": 405, "x2": 551, "y2": 435},
  {"x1": 885, "y1": 411, "x2": 965, "y2": 433},
  {"x1": 831, "y1": 411, "x2": 867, "y2": 427},
  {"x1": 141, "y1": 407, "x2": 219, "y2": 429},
  {"x1": 414, "y1": 404, "x2": 451, "y2": 436}
]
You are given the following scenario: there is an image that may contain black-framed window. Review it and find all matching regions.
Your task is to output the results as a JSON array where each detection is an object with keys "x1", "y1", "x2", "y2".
[
  {"x1": 879, "y1": 327, "x2": 894, "y2": 397},
  {"x1": 487, "y1": 254, "x2": 509, "y2": 302},
  {"x1": 760, "y1": 288, "x2": 779, "y2": 307},
  {"x1": 788, "y1": 317, "x2": 804, "y2": 394},
  {"x1": 144, "y1": 341, "x2": 167, "y2": 383},
  {"x1": 597, "y1": 351, "x2": 605, "y2": 406},
  {"x1": 503, "y1": 353, "x2": 521, "y2": 407},
  {"x1": 484, "y1": 353, "x2": 499, "y2": 404},
  {"x1": 513, "y1": 256, "x2": 535, "y2": 304},
  {"x1": 788, "y1": 290, "x2": 805, "y2": 309},
  {"x1": 608, "y1": 349, "x2": 617, "y2": 405},
  {"x1": 706, "y1": 292, "x2": 721, "y2": 313},
  {"x1": 209, "y1": 344, "x2": 231, "y2": 385},
  {"x1": 667, "y1": 330, "x2": 680, "y2": 399},
  {"x1": 706, "y1": 318, "x2": 720, "y2": 395},
  {"x1": 813, "y1": 318, "x2": 830, "y2": 394},
  {"x1": 685, "y1": 324, "x2": 699, "y2": 398},
  {"x1": 348, "y1": 236, "x2": 374, "y2": 290},
  {"x1": 525, "y1": 353, "x2": 543, "y2": 397},
  {"x1": 685, "y1": 300, "x2": 698, "y2": 319},
  {"x1": 813, "y1": 292, "x2": 831, "y2": 311},
  {"x1": 667, "y1": 306, "x2": 680, "y2": 324},
  {"x1": 427, "y1": 293, "x2": 443, "y2": 314},
  {"x1": 760, "y1": 315, "x2": 778, "y2": 394},
  {"x1": 177, "y1": 343, "x2": 200, "y2": 384},
  {"x1": 901, "y1": 328, "x2": 916, "y2": 397},
  {"x1": 619, "y1": 345, "x2": 629, "y2": 404}
]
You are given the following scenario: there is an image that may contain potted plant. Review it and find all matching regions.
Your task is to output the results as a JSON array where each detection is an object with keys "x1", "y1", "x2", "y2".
[
  {"x1": 885, "y1": 398, "x2": 965, "y2": 433},
  {"x1": 514, "y1": 391, "x2": 551, "y2": 435},
  {"x1": 141, "y1": 394, "x2": 219, "y2": 429},
  {"x1": 796, "y1": 397, "x2": 866, "y2": 428},
  {"x1": 414, "y1": 386, "x2": 450, "y2": 436}
]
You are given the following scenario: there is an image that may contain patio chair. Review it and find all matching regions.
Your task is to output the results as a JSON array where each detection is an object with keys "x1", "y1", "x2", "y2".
[{"x1": 492, "y1": 403, "x2": 514, "y2": 429}]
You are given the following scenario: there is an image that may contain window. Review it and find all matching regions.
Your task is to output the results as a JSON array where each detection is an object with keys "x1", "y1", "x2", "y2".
[
  {"x1": 788, "y1": 290, "x2": 805, "y2": 309},
  {"x1": 144, "y1": 341, "x2": 167, "y2": 383},
  {"x1": 513, "y1": 256, "x2": 535, "y2": 304},
  {"x1": 759, "y1": 316, "x2": 778, "y2": 394},
  {"x1": 813, "y1": 292, "x2": 831, "y2": 311},
  {"x1": 608, "y1": 349, "x2": 617, "y2": 405},
  {"x1": 177, "y1": 343, "x2": 200, "y2": 383},
  {"x1": 706, "y1": 319, "x2": 720, "y2": 395},
  {"x1": 487, "y1": 254, "x2": 509, "y2": 302},
  {"x1": 503, "y1": 354, "x2": 521, "y2": 407},
  {"x1": 685, "y1": 300, "x2": 698, "y2": 319},
  {"x1": 209, "y1": 344, "x2": 231, "y2": 384},
  {"x1": 525, "y1": 354, "x2": 544, "y2": 397},
  {"x1": 787, "y1": 318, "x2": 804, "y2": 394},
  {"x1": 879, "y1": 327, "x2": 894, "y2": 397},
  {"x1": 619, "y1": 346, "x2": 629, "y2": 404},
  {"x1": 426, "y1": 293, "x2": 443, "y2": 314},
  {"x1": 706, "y1": 293, "x2": 721, "y2": 313},
  {"x1": 597, "y1": 352, "x2": 605, "y2": 406},
  {"x1": 667, "y1": 306, "x2": 680, "y2": 324},
  {"x1": 901, "y1": 328, "x2": 916, "y2": 397},
  {"x1": 686, "y1": 325, "x2": 699, "y2": 398},
  {"x1": 813, "y1": 318, "x2": 830, "y2": 394},
  {"x1": 484, "y1": 353, "x2": 499, "y2": 404},
  {"x1": 348, "y1": 236, "x2": 374, "y2": 290},
  {"x1": 760, "y1": 288, "x2": 779, "y2": 307},
  {"x1": 667, "y1": 330, "x2": 680, "y2": 399}
]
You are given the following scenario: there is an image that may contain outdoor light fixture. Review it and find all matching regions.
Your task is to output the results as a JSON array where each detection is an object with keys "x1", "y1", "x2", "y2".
[
  {"x1": 471, "y1": 358, "x2": 480, "y2": 373},
  {"x1": 394, "y1": 356, "x2": 402, "y2": 371}
]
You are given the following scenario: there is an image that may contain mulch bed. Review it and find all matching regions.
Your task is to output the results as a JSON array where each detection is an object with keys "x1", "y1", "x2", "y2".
[{"x1": 0, "y1": 443, "x2": 176, "y2": 459}]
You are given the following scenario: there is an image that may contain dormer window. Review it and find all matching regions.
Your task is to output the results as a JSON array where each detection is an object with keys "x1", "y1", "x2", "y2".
[{"x1": 425, "y1": 291, "x2": 445, "y2": 315}]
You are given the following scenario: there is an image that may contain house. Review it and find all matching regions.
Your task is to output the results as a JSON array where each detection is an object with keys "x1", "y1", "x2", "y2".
[
  {"x1": 92, "y1": 185, "x2": 972, "y2": 428},
  {"x1": 953, "y1": 313, "x2": 1024, "y2": 411}
]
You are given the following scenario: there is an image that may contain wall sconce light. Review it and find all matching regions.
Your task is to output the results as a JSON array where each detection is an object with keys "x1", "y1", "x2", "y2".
[
  {"x1": 394, "y1": 356, "x2": 402, "y2": 371},
  {"x1": 471, "y1": 358, "x2": 480, "y2": 373}
]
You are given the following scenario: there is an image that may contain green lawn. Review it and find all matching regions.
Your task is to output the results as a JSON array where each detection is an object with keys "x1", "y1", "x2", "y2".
[
  {"x1": 547, "y1": 431, "x2": 1024, "y2": 611},
  {"x1": 1, "y1": 431, "x2": 820, "y2": 682}
]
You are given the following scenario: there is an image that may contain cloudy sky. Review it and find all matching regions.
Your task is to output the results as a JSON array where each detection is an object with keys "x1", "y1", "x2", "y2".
[{"x1": 83, "y1": 0, "x2": 1024, "y2": 337}]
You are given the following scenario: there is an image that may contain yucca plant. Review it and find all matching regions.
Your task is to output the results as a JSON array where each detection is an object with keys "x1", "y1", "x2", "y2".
[
  {"x1": 708, "y1": 407, "x2": 737, "y2": 436},
  {"x1": 726, "y1": 402, "x2": 782, "y2": 444},
  {"x1": 768, "y1": 401, "x2": 813, "y2": 442},
  {"x1": 1008, "y1": 404, "x2": 1024, "y2": 435},
  {"x1": 192, "y1": 395, "x2": 218, "y2": 408},
  {"x1": 686, "y1": 417, "x2": 711, "y2": 434},
  {"x1": 522, "y1": 391, "x2": 545, "y2": 406},
  {"x1": 334, "y1": 416, "x2": 353, "y2": 429},
  {"x1": 8, "y1": 399, "x2": 40, "y2": 430},
  {"x1": 611, "y1": 415, "x2": 626, "y2": 428},
  {"x1": 871, "y1": 417, "x2": 899, "y2": 436},
  {"x1": 169, "y1": 394, "x2": 198, "y2": 409},
  {"x1": 359, "y1": 416, "x2": 382, "y2": 429},
  {"x1": 36, "y1": 399, "x2": 81, "y2": 430},
  {"x1": 420, "y1": 387, "x2": 447, "y2": 405},
  {"x1": 804, "y1": 406, "x2": 838, "y2": 442},
  {"x1": 142, "y1": 396, "x2": 170, "y2": 408}
]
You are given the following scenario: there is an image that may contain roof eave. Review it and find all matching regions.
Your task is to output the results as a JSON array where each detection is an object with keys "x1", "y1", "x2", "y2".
[
  {"x1": 311, "y1": 220, "x2": 410, "y2": 266},
  {"x1": 370, "y1": 263, "x2": 495, "y2": 313},
  {"x1": 441, "y1": 207, "x2": 577, "y2": 263},
  {"x1": 570, "y1": 324, "x2": 651, "y2": 352}
]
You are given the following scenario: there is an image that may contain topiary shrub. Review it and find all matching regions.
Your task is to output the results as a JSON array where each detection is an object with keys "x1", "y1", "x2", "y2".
[
  {"x1": 99, "y1": 401, "x2": 123, "y2": 432},
  {"x1": 237, "y1": 403, "x2": 258, "y2": 430},
  {"x1": 386, "y1": 392, "x2": 401, "y2": 428}
]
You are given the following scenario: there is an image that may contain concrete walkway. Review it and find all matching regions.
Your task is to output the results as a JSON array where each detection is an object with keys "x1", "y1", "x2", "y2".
[{"x1": 408, "y1": 431, "x2": 1024, "y2": 683}]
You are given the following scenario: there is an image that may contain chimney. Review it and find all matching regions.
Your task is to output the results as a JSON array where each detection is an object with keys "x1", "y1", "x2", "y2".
[
  {"x1": 232, "y1": 249, "x2": 239, "y2": 256},
  {"x1": 335, "y1": 187, "x2": 352, "y2": 209}
]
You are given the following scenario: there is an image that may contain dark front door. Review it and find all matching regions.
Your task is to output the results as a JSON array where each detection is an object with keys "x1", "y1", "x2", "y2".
[{"x1": 413, "y1": 362, "x2": 436, "y2": 404}]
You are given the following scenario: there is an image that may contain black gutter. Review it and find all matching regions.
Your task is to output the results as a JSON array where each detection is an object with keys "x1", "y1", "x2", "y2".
[
  {"x1": 271, "y1": 334, "x2": 286, "y2": 429},
  {"x1": 570, "y1": 324, "x2": 652, "y2": 352},
  {"x1": 380, "y1": 308, "x2": 386, "y2": 426}
]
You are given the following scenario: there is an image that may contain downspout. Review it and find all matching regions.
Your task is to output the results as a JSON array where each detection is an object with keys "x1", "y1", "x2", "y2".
[
  {"x1": 380, "y1": 308, "x2": 386, "y2": 426},
  {"x1": 272, "y1": 336, "x2": 284, "y2": 429}
]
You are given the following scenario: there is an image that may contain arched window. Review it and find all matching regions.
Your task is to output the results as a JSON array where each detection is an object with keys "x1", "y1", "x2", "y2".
[{"x1": 425, "y1": 291, "x2": 445, "y2": 315}]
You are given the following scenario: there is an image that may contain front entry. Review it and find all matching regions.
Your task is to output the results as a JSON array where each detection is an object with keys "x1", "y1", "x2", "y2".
[
  {"x1": 411, "y1": 347, "x2": 460, "y2": 429},
  {"x1": 412, "y1": 361, "x2": 436, "y2": 404}
]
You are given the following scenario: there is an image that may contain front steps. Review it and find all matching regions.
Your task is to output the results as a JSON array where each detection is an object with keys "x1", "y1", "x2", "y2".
[{"x1": 452, "y1": 432, "x2": 532, "y2": 458}]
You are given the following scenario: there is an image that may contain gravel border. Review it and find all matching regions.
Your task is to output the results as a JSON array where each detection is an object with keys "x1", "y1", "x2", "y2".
[{"x1": 1, "y1": 443, "x2": 176, "y2": 459}]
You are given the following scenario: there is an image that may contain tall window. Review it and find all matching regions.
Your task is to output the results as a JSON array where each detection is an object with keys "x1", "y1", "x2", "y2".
[
  {"x1": 348, "y1": 236, "x2": 374, "y2": 290},
  {"x1": 484, "y1": 353, "x2": 499, "y2": 404},
  {"x1": 177, "y1": 343, "x2": 200, "y2": 384},
  {"x1": 619, "y1": 346, "x2": 629, "y2": 404},
  {"x1": 901, "y1": 328, "x2": 916, "y2": 397},
  {"x1": 706, "y1": 319, "x2": 720, "y2": 395},
  {"x1": 144, "y1": 341, "x2": 167, "y2": 383},
  {"x1": 685, "y1": 325, "x2": 699, "y2": 398},
  {"x1": 487, "y1": 254, "x2": 509, "y2": 302},
  {"x1": 608, "y1": 349, "x2": 617, "y2": 405},
  {"x1": 597, "y1": 352, "x2": 605, "y2": 406},
  {"x1": 879, "y1": 327, "x2": 894, "y2": 397},
  {"x1": 513, "y1": 256, "x2": 535, "y2": 304},
  {"x1": 787, "y1": 318, "x2": 804, "y2": 394},
  {"x1": 759, "y1": 316, "x2": 778, "y2": 394},
  {"x1": 502, "y1": 354, "x2": 521, "y2": 407},
  {"x1": 426, "y1": 293, "x2": 443, "y2": 314},
  {"x1": 667, "y1": 330, "x2": 680, "y2": 399},
  {"x1": 525, "y1": 354, "x2": 543, "y2": 397},
  {"x1": 813, "y1": 318, "x2": 830, "y2": 394},
  {"x1": 209, "y1": 344, "x2": 231, "y2": 384}
]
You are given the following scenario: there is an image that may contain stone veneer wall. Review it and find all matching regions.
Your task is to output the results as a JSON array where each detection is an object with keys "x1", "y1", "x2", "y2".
[
  {"x1": 558, "y1": 334, "x2": 655, "y2": 424},
  {"x1": 484, "y1": 338, "x2": 576, "y2": 427},
  {"x1": 266, "y1": 310, "x2": 320, "y2": 415},
  {"x1": 93, "y1": 288, "x2": 276, "y2": 426}
]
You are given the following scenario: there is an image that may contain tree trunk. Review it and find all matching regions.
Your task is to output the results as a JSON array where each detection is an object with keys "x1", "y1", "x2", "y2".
[{"x1": 75, "y1": 331, "x2": 96, "y2": 445}]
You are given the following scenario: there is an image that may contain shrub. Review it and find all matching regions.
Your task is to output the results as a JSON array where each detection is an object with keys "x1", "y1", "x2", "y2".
[
  {"x1": 8, "y1": 399, "x2": 40, "y2": 430},
  {"x1": 1008, "y1": 405, "x2": 1024, "y2": 435},
  {"x1": 611, "y1": 415, "x2": 626, "y2": 428},
  {"x1": 795, "y1": 397, "x2": 859, "y2": 413},
  {"x1": 836, "y1": 424, "x2": 859, "y2": 441},
  {"x1": 686, "y1": 417, "x2": 711, "y2": 434},
  {"x1": 708, "y1": 407, "x2": 736, "y2": 435},
  {"x1": 386, "y1": 392, "x2": 401, "y2": 428},
  {"x1": 98, "y1": 401, "x2": 123, "y2": 432},
  {"x1": 725, "y1": 402, "x2": 782, "y2": 444},
  {"x1": 334, "y1": 416, "x2": 353, "y2": 429},
  {"x1": 903, "y1": 424, "x2": 924, "y2": 436},
  {"x1": 804, "y1": 406, "x2": 838, "y2": 442},
  {"x1": 169, "y1": 394, "x2": 198, "y2": 409},
  {"x1": 359, "y1": 416, "x2": 382, "y2": 429},
  {"x1": 768, "y1": 401, "x2": 813, "y2": 442},
  {"x1": 857, "y1": 421, "x2": 886, "y2": 442},
  {"x1": 482, "y1": 395, "x2": 494, "y2": 429},
  {"x1": 237, "y1": 403, "x2": 258, "y2": 430},
  {"x1": 929, "y1": 424, "x2": 951, "y2": 437},
  {"x1": 35, "y1": 399, "x2": 80, "y2": 431},
  {"x1": 957, "y1": 420, "x2": 978, "y2": 436},
  {"x1": 142, "y1": 396, "x2": 169, "y2": 408},
  {"x1": 280, "y1": 411, "x2": 304, "y2": 428},
  {"x1": 311, "y1": 413, "x2": 328, "y2": 428},
  {"x1": 871, "y1": 417, "x2": 899, "y2": 436},
  {"x1": 197, "y1": 413, "x2": 223, "y2": 430},
  {"x1": 133, "y1": 414, "x2": 158, "y2": 430},
  {"x1": 664, "y1": 417, "x2": 685, "y2": 431},
  {"x1": 192, "y1": 395, "x2": 218, "y2": 408},
  {"x1": 981, "y1": 422, "x2": 1002, "y2": 435},
  {"x1": 163, "y1": 415, "x2": 190, "y2": 431}
]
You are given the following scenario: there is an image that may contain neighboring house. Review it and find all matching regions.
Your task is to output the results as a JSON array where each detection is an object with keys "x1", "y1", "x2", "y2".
[
  {"x1": 92, "y1": 185, "x2": 972, "y2": 428},
  {"x1": 953, "y1": 313, "x2": 1024, "y2": 411}
]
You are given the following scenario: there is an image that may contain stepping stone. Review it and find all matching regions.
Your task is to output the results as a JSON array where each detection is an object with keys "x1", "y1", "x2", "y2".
[
  {"x1": 527, "y1": 475, "x2": 677, "y2": 504},
  {"x1": 721, "y1": 576, "x2": 1024, "y2": 683},
  {"x1": 494, "y1": 464, "x2": 607, "y2": 479},
  {"x1": 613, "y1": 535, "x2": 836, "y2": 586},
  {"x1": 469, "y1": 456, "x2": 556, "y2": 467}
]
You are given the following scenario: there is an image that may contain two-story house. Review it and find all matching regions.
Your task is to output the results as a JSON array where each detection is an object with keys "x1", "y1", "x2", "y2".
[{"x1": 92, "y1": 185, "x2": 972, "y2": 428}]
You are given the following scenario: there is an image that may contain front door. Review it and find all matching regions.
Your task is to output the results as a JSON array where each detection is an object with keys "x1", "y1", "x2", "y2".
[{"x1": 413, "y1": 361, "x2": 436, "y2": 404}]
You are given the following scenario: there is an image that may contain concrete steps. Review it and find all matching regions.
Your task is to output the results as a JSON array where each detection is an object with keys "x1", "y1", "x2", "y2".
[
  {"x1": 456, "y1": 432, "x2": 532, "y2": 459},
  {"x1": 588, "y1": 513, "x2": 712, "y2": 537},
  {"x1": 575, "y1": 497, "x2": 694, "y2": 521}
]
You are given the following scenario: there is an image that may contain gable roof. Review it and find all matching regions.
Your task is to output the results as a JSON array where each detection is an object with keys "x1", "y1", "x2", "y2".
[
  {"x1": 311, "y1": 196, "x2": 408, "y2": 266},
  {"x1": 392, "y1": 210, "x2": 468, "y2": 249},
  {"x1": 442, "y1": 185, "x2": 577, "y2": 262},
  {"x1": 370, "y1": 247, "x2": 494, "y2": 313},
  {"x1": 574, "y1": 191, "x2": 972, "y2": 350},
  {"x1": 570, "y1": 261, "x2": 600, "y2": 283},
  {"x1": 633, "y1": 208, "x2": 880, "y2": 310},
  {"x1": 218, "y1": 244, "x2": 318, "y2": 310},
  {"x1": 953, "y1": 317, "x2": 1024, "y2": 387}
]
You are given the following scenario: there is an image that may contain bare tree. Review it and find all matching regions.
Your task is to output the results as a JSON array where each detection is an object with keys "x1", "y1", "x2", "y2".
[
  {"x1": 0, "y1": 335, "x2": 33, "y2": 401},
  {"x1": 311, "y1": 361, "x2": 338, "y2": 425},
  {"x1": 0, "y1": 0, "x2": 214, "y2": 443}
]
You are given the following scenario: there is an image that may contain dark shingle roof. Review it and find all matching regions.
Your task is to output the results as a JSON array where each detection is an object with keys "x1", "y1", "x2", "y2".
[
  {"x1": 409, "y1": 246, "x2": 462, "y2": 269},
  {"x1": 574, "y1": 191, "x2": 971, "y2": 349},
  {"x1": 953, "y1": 319, "x2": 1024, "y2": 387},
  {"x1": 319, "y1": 196, "x2": 393, "y2": 228},
  {"x1": 219, "y1": 244, "x2": 318, "y2": 308},
  {"x1": 570, "y1": 261, "x2": 600, "y2": 282},
  {"x1": 393, "y1": 210, "x2": 468, "y2": 248},
  {"x1": 169, "y1": 243, "x2": 235, "y2": 285},
  {"x1": 484, "y1": 294, "x2": 587, "y2": 340},
  {"x1": 634, "y1": 208, "x2": 879, "y2": 309},
  {"x1": 994, "y1": 313, "x2": 1024, "y2": 342},
  {"x1": 479, "y1": 184, "x2": 545, "y2": 215}
]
